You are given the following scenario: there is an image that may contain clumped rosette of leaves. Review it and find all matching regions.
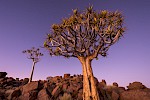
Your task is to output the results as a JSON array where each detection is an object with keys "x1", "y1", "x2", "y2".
[{"x1": 22, "y1": 47, "x2": 43, "y2": 63}]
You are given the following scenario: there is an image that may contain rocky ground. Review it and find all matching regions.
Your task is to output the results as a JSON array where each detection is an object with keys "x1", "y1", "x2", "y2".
[{"x1": 0, "y1": 72, "x2": 150, "y2": 100}]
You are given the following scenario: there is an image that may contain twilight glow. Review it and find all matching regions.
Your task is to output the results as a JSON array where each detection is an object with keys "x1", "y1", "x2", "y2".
[{"x1": 0, "y1": 0, "x2": 150, "y2": 88}]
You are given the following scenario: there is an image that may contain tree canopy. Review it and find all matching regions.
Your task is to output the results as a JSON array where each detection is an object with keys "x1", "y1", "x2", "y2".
[
  {"x1": 44, "y1": 6, "x2": 125, "y2": 60},
  {"x1": 22, "y1": 47, "x2": 43, "y2": 63}
]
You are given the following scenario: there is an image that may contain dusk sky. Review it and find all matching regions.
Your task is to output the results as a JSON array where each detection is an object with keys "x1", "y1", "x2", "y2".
[{"x1": 0, "y1": 0, "x2": 150, "y2": 88}]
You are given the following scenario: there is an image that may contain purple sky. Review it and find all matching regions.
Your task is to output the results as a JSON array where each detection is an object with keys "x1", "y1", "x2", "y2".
[{"x1": 0, "y1": 0, "x2": 150, "y2": 88}]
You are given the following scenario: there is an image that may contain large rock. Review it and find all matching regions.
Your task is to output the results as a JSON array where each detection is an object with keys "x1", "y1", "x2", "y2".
[
  {"x1": 50, "y1": 76, "x2": 62, "y2": 83},
  {"x1": 127, "y1": 82, "x2": 146, "y2": 90},
  {"x1": 111, "y1": 91, "x2": 119, "y2": 100},
  {"x1": 38, "y1": 88, "x2": 51, "y2": 100},
  {"x1": 18, "y1": 93, "x2": 30, "y2": 100},
  {"x1": 120, "y1": 89, "x2": 150, "y2": 100},
  {"x1": 62, "y1": 82, "x2": 69, "y2": 92},
  {"x1": 22, "y1": 81, "x2": 39, "y2": 94},
  {"x1": 0, "y1": 72, "x2": 7, "y2": 78},
  {"x1": 0, "y1": 89, "x2": 5, "y2": 99},
  {"x1": 77, "y1": 89, "x2": 83, "y2": 100},
  {"x1": 7, "y1": 88, "x2": 21, "y2": 100},
  {"x1": 5, "y1": 89, "x2": 14, "y2": 97},
  {"x1": 44, "y1": 82, "x2": 56, "y2": 94},
  {"x1": 18, "y1": 90, "x2": 38, "y2": 100},
  {"x1": 51, "y1": 84, "x2": 62, "y2": 98}
]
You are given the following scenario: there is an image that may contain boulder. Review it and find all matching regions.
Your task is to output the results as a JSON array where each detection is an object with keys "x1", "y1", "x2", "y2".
[
  {"x1": 29, "y1": 90, "x2": 38, "y2": 100},
  {"x1": 5, "y1": 89, "x2": 14, "y2": 97},
  {"x1": 0, "y1": 78, "x2": 5, "y2": 82},
  {"x1": 0, "y1": 91, "x2": 6, "y2": 100},
  {"x1": 62, "y1": 83, "x2": 69, "y2": 92},
  {"x1": 18, "y1": 93, "x2": 30, "y2": 100},
  {"x1": 99, "y1": 79, "x2": 107, "y2": 88},
  {"x1": 118, "y1": 87, "x2": 126, "y2": 93},
  {"x1": 22, "y1": 81, "x2": 39, "y2": 94},
  {"x1": 111, "y1": 91, "x2": 119, "y2": 100},
  {"x1": 18, "y1": 90, "x2": 38, "y2": 100},
  {"x1": 127, "y1": 82, "x2": 146, "y2": 90},
  {"x1": 46, "y1": 76, "x2": 53, "y2": 82},
  {"x1": 38, "y1": 89, "x2": 51, "y2": 100},
  {"x1": 50, "y1": 76, "x2": 62, "y2": 83},
  {"x1": 51, "y1": 84, "x2": 62, "y2": 98},
  {"x1": 0, "y1": 89, "x2": 5, "y2": 97},
  {"x1": 0, "y1": 72, "x2": 7, "y2": 78},
  {"x1": 113, "y1": 82, "x2": 118, "y2": 87},
  {"x1": 44, "y1": 82, "x2": 56, "y2": 94},
  {"x1": 22, "y1": 78, "x2": 29, "y2": 85},
  {"x1": 120, "y1": 89, "x2": 150, "y2": 100},
  {"x1": 6, "y1": 77, "x2": 15, "y2": 83},
  {"x1": 7, "y1": 88, "x2": 21, "y2": 100},
  {"x1": 64, "y1": 74, "x2": 70, "y2": 79},
  {"x1": 16, "y1": 78, "x2": 19, "y2": 81},
  {"x1": 77, "y1": 89, "x2": 83, "y2": 100}
]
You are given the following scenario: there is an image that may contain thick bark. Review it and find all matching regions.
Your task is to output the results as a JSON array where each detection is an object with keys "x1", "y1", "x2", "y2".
[
  {"x1": 29, "y1": 61, "x2": 36, "y2": 83},
  {"x1": 79, "y1": 57, "x2": 100, "y2": 100}
]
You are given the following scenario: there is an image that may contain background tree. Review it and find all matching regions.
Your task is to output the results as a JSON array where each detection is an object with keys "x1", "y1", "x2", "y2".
[
  {"x1": 44, "y1": 6, "x2": 125, "y2": 100},
  {"x1": 22, "y1": 47, "x2": 43, "y2": 83}
]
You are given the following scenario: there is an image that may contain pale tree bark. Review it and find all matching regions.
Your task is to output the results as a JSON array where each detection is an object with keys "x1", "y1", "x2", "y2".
[
  {"x1": 79, "y1": 57, "x2": 100, "y2": 100},
  {"x1": 29, "y1": 61, "x2": 36, "y2": 83}
]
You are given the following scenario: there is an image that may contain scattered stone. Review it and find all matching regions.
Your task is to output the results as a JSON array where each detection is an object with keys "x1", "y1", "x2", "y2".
[
  {"x1": 64, "y1": 74, "x2": 70, "y2": 79},
  {"x1": 38, "y1": 88, "x2": 51, "y2": 100},
  {"x1": 113, "y1": 82, "x2": 118, "y2": 87},
  {"x1": 16, "y1": 78, "x2": 19, "y2": 81},
  {"x1": 22, "y1": 78, "x2": 29, "y2": 85},
  {"x1": 8, "y1": 88, "x2": 21, "y2": 100},
  {"x1": 0, "y1": 72, "x2": 7, "y2": 78},
  {"x1": 127, "y1": 82, "x2": 146, "y2": 90},
  {"x1": 111, "y1": 91, "x2": 119, "y2": 100},
  {"x1": 99, "y1": 79, "x2": 107, "y2": 88},
  {"x1": 51, "y1": 84, "x2": 62, "y2": 98},
  {"x1": 120, "y1": 89, "x2": 150, "y2": 100},
  {"x1": 0, "y1": 72, "x2": 150, "y2": 100}
]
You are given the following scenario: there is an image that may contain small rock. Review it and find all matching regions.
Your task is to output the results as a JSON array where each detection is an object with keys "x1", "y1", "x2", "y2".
[
  {"x1": 29, "y1": 90, "x2": 38, "y2": 100},
  {"x1": 16, "y1": 78, "x2": 19, "y2": 81},
  {"x1": 22, "y1": 78, "x2": 29, "y2": 85},
  {"x1": 113, "y1": 82, "x2": 118, "y2": 87},
  {"x1": 7, "y1": 78, "x2": 14, "y2": 83},
  {"x1": 99, "y1": 79, "x2": 107, "y2": 88},
  {"x1": 64, "y1": 74, "x2": 70, "y2": 79}
]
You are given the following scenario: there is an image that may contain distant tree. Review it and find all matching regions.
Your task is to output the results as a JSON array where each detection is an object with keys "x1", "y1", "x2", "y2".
[
  {"x1": 22, "y1": 47, "x2": 43, "y2": 83},
  {"x1": 44, "y1": 6, "x2": 125, "y2": 100}
]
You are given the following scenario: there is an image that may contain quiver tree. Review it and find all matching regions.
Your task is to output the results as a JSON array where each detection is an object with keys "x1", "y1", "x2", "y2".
[
  {"x1": 44, "y1": 6, "x2": 125, "y2": 100},
  {"x1": 23, "y1": 47, "x2": 43, "y2": 83}
]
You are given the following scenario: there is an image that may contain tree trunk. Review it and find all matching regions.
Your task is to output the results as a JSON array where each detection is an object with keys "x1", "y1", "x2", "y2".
[
  {"x1": 79, "y1": 57, "x2": 100, "y2": 100},
  {"x1": 29, "y1": 61, "x2": 36, "y2": 83}
]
